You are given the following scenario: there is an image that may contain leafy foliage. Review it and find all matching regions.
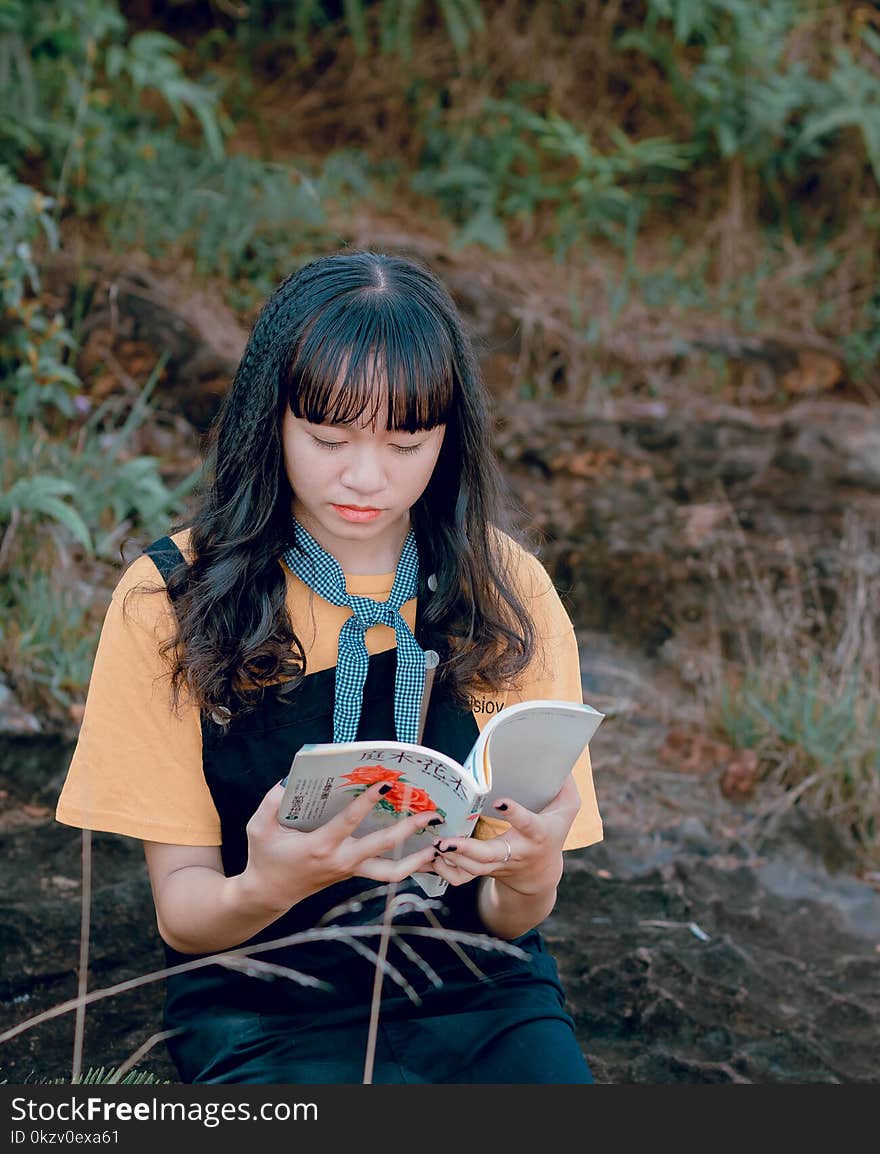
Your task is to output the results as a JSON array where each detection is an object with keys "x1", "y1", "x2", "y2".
[
  {"x1": 0, "y1": 0, "x2": 877, "y2": 786},
  {"x1": 0, "y1": 0, "x2": 228, "y2": 210},
  {"x1": 99, "y1": 140, "x2": 371, "y2": 304},
  {"x1": 240, "y1": 0, "x2": 485, "y2": 62},
  {"x1": 0, "y1": 169, "x2": 200, "y2": 719},
  {"x1": 415, "y1": 94, "x2": 693, "y2": 255},
  {"x1": 620, "y1": 0, "x2": 880, "y2": 197}
]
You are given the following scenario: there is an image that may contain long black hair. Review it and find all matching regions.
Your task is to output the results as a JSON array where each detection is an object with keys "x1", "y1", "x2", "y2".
[{"x1": 158, "y1": 249, "x2": 537, "y2": 714}]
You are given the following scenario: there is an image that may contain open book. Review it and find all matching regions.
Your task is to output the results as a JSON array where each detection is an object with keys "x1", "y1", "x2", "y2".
[{"x1": 277, "y1": 698, "x2": 604, "y2": 896}]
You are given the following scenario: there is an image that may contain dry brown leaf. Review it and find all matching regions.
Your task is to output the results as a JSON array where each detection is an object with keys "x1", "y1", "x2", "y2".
[
  {"x1": 660, "y1": 728, "x2": 735, "y2": 774},
  {"x1": 781, "y1": 351, "x2": 843, "y2": 395},
  {"x1": 22, "y1": 803, "x2": 51, "y2": 818},
  {"x1": 720, "y1": 750, "x2": 761, "y2": 800},
  {"x1": 548, "y1": 449, "x2": 616, "y2": 478}
]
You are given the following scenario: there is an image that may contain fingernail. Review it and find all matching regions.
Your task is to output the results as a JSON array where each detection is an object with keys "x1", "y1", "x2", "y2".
[
  {"x1": 279, "y1": 776, "x2": 288, "y2": 788},
  {"x1": 378, "y1": 783, "x2": 392, "y2": 795},
  {"x1": 494, "y1": 802, "x2": 508, "y2": 812},
  {"x1": 432, "y1": 839, "x2": 442, "y2": 849},
  {"x1": 439, "y1": 844, "x2": 456, "y2": 853},
  {"x1": 427, "y1": 817, "x2": 443, "y2": 827}
]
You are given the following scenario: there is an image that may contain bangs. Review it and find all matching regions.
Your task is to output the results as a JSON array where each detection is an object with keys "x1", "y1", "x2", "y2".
[{"x1": 284, "y1": 295, "x2": 454, "y2": 432}]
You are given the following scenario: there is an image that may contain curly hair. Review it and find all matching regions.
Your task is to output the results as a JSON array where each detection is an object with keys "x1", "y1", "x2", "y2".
[{"x1": 153, "y1": 249, "x2": 537, "y2": 716}]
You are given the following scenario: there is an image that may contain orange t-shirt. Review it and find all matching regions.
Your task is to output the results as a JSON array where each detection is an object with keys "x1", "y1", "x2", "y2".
[{"x1": 56, "y1": 530, "x2": 603, "y2": 851}]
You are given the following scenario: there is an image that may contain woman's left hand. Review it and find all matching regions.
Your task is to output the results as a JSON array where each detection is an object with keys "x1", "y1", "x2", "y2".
[{"x1": 429, "y1": 773, "x2": 580, "y2": 895}]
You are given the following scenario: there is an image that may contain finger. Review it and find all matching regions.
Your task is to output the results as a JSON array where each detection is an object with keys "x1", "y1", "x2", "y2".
[
  {"x1": 430, "y1": 850, "x2": 477, "y2": 886},
  {"x1": 354, "y1": 844, "x2": 439, "y2": 882},
  {"x1": 352, "y1": 808, "x2": 440, "y2": 859},
  {"x1": 254, "y1": 779, "x2": 289, "y2": 830},
  {"x1": 489, "y1": 796, "x2": 542, "y2": 837},
  {"x1": 434, "y1": 835, "x2": 511, "y2": 875},
  {"x1": 490, "y1": 773, "x2": 580, "y2": 827},
  {"x1": 320, "y1": 781, "x2": 403, "y2": 841}
]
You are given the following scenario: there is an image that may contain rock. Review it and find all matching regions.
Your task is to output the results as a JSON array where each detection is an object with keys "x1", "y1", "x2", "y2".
[
  {"x1": 496, "y1": 396, "x2": 880, "y2": 669},
  {"x1": 0, "y1": 681, "x2": 41, "y2": 737}
]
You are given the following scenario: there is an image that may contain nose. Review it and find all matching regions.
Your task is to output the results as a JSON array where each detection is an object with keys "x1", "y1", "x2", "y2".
[{"x1": 340, "y1": 444, "x2": 386, "y2": 497}]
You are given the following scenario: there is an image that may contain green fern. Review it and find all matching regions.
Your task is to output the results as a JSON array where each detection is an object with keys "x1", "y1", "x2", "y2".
[{"x1": 280, "y1": 0, "x2": 485, "y2": 62}]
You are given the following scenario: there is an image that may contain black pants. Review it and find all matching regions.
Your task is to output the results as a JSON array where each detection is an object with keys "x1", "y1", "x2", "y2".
[
  {"x1": 166, "y1": 939, "x2": 593, "y2": 1085},
  {"x1": 170, "y1": 1008, "x2": 593, "y2": 1085}
]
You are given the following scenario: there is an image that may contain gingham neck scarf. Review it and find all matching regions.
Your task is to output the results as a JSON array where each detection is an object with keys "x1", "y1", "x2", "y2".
[{"x1": 282, "y1": 521, "x2": 425, "y2": 744}]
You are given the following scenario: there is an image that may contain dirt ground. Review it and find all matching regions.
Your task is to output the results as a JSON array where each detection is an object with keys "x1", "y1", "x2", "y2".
[{"x1": 1, "y1": 628, "x2": 878, "y2": 1085}]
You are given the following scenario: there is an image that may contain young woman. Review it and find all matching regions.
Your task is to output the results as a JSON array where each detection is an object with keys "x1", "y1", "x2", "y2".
[{"x1": 55, "y1": 249, "x2": 604, "y2": 1084}]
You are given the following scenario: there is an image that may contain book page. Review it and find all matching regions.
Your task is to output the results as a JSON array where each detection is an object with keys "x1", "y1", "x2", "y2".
[{"x1": 479, "y1": 701, "x2": 604, "y2": 813}]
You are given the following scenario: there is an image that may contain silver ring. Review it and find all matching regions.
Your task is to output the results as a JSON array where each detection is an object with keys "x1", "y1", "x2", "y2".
[{"x1": 500, "y1": 838, "x2": 512, "y2": 864}]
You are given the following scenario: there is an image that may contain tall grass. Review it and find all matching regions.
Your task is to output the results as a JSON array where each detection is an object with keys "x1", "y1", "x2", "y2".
[
  {"x1": 701, "y1": 504, "x2": 880, "y2": 865},
  {"x1": 0, "y1": 884, "x2": 525, "y2": 1083}
]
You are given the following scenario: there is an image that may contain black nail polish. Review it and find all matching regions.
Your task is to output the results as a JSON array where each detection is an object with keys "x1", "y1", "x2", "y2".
[
  {"x1": 378, "y1": 783, "x2": 392, "y2": 795},
  {"x1": 427, "y1": 817, "x2": 443, "y2": 827},
  {"x1": 494, "y1": 802, "x2": 508, "y2": 811},
  {"x1": 439, "y1": 844, "x2": 456, "y2": 853}
]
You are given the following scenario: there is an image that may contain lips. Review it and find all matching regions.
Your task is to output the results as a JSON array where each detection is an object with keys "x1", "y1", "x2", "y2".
[{"x1": 332, "y1": 504, "x2": 382, "y2": 523}]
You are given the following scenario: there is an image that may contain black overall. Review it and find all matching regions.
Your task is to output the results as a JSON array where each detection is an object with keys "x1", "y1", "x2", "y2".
[{"x1": 145, "y1": 538, "x2": 593, "y2": 1084}]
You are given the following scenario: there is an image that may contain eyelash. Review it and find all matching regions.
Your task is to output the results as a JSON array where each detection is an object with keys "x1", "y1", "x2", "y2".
[{"x1": 312, "y1": 437, "x2": 422, "y2": 456}]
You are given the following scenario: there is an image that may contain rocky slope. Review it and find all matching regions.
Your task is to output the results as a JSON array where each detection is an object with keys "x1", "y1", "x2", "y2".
[{"x1": 2, "y1": 261, "x2": 879, "y2": 1083}]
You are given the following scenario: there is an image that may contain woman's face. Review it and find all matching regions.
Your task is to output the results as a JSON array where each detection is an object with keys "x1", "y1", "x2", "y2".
[{"x1": 281, "y1": 398, "x2": 446, "y2": 571}]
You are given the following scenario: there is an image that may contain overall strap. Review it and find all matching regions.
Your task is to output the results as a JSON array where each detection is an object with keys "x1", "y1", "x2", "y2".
[
  {"x1": 143, "y1": 535, "x2": 187, "y2": 596},
  {"x1": 143, "y1": 536, "x2": 235, "y2": 728}
]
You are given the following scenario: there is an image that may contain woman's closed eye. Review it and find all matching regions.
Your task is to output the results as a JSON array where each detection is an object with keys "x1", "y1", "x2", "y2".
[
  {"x1": 311, "y1": 435, "x2": 346, "y2": 451},
  {"x1": 309, "y1": 433, "x2": 424, "y2": 455}
]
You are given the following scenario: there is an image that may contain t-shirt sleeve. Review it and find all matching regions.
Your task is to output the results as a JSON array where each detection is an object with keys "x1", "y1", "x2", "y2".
[
  {"x1": 54, "y1": 555, "x2": 221, "y2": 846},
  {"x1": 475, "y1": 543, "x2": 603, "y2": 851}
]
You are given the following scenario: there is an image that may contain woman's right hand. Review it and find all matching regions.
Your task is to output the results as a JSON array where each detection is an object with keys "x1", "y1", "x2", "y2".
[{"x1": 240, "y1": 780, "x2": 440, "y2": 914}]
